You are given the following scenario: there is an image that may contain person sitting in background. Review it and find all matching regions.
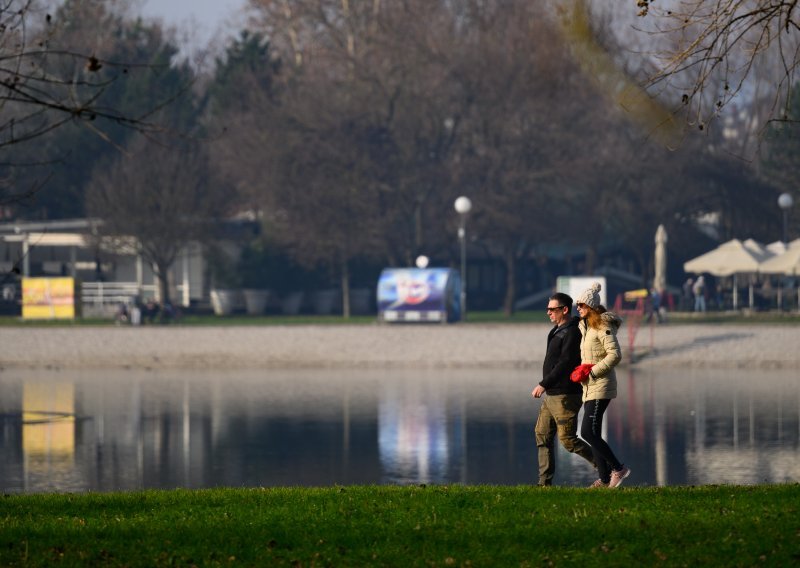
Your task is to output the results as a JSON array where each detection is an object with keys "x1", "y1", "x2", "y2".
[
  {"x1": 162, "y1": 300, "x2": 175, "y2": 323},
  {"x1": 115, "y1": 302, "x2": 130, "y2": 325},
  {"x1": 142, "y1": 298, "x2": 160, "y2": 324}
]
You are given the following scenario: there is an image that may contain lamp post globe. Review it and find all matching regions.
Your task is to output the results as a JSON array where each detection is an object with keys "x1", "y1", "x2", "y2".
[
  {"x1": 454, "y1": 196, "x2": 472, "y2": 320},
  {"x1": 778, "y1": 193, "x2": 794, "y2": 244},
  {"x1": 454, "y1": 196, "x2": 472, "y2": 215}
]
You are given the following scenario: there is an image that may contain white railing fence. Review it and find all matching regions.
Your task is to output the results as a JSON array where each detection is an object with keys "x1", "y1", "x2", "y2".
[{"x1": 80, "y1": 282, "x2": 152, "y2": 306}]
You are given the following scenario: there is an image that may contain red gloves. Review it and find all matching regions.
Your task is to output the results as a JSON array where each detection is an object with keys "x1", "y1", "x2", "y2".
[{"x1": 570, "y1": 364, "x2": 594, "y2": 383}]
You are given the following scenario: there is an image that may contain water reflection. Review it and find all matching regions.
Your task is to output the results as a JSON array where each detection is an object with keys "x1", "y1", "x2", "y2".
[
  {"x1": 0, "y1": 367, "x2": 797, "y2": 493},
  {"x1": 378, "y1": 380, "x2": 456, "y2": 484},
  {"x1": 21, "y1": 383, "x2": 77, "y2": 491}
]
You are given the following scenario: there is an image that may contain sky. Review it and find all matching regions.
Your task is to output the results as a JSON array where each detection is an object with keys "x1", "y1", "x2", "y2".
[{"x1": 138, "y1": 0, "x2": 251, "y2": 54}]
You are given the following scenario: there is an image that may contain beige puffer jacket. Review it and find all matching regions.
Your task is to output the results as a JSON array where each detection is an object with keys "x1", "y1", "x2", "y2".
[{"x1": 578, "y1": 311, "x2": 623, "y2": 402}]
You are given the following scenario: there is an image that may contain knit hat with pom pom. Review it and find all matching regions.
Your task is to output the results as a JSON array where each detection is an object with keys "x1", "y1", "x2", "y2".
[{"x1": 576, "y1": 282, "x2": 602, "y2": 309}]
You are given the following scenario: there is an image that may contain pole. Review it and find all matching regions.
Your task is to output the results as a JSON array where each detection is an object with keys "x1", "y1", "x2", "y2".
[
  {"x1": 783, "y1": 209, "x2": 789, "y2": 244},
  {"x1": 459, "y1": 217, "x2": 467, "y2": 320},
  {"x1": 22, "y1": 234, "x2": 30, "y2": 277},
  {"x1": 453, "y1": 196, "x2": 472, "y2": 321},
  {"x1": 778, "y1": 193, "x2": 793, "y2": 243}
]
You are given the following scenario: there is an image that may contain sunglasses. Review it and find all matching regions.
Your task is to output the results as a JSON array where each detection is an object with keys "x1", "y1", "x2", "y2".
[
  {"x1": 575, "y1": 303, "x2": 587, "y2": 309},
  {"x1": 546, "y1": 306, "x2": 566, "y2": 312}
]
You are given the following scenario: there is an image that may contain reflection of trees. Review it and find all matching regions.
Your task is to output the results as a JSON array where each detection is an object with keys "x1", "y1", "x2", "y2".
[
  {"x1": 0, "y1": 370, "x2": 532, "y2": 490},
  {"x1": 1, "y1": 369, "x2": 797, "y2": 491},
  {"x1": 657, "y1": 370, "x2": 800, "y2": 485}
]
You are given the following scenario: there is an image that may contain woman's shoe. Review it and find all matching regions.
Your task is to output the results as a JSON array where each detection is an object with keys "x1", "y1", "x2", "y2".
[{"x1": 609, "y1": 466, "x2": 631, "y2": 488}]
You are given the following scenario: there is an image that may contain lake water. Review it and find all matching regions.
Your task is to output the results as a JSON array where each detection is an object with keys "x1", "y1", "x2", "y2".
[{"x1": 1, "y1": 368, "x2": 797, "y2": 493}]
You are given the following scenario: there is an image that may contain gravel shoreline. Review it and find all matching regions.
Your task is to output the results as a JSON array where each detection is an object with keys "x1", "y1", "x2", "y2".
[{"x1": 1, "y1": 323, "x2": 798, "y2": 370}]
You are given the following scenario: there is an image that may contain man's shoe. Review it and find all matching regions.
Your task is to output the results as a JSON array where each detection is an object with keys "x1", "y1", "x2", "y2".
[
  {"x1": 589, "y1": 479, "x2": 608, "y2": 488},
  {"x1": 609, "y1": 466, "x2": 631, "y2": 488}
]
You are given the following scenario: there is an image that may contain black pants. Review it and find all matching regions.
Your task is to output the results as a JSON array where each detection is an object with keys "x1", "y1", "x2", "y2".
[{"x1": 580, "y1": 399, "x2": 623, "y2": 483}]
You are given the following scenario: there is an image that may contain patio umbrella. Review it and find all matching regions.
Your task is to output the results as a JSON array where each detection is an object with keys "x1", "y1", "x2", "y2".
[
  {"x1": 743, "y1": 238, "x2": 770, "y2": 257},
  {"x1": 766, "y1": 240, "x2": 788, "y2": 255},
  {"x1": 683, "y1": 239, "x2": 773, "y2": 309},
  {"x1": 760, "y1": 238, "x2": 800, "y2": 275},
  {"x1": 760, "y1": 239, "x2": 800, "y2": 308},
  {"x1": 742, "y1": 239, "x2": 772, "y2": 306},
  {"x1": 654, "y1": 225, "x2": 668, "y2": 293}
]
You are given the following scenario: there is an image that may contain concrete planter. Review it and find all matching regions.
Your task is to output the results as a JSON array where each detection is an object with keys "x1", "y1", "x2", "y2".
[
  {"x1": 312, "y1": 289, "x2": 341, "y2": 315},
  {"x1": 281, "y1": 291, "x2": 305, "y2": 315},
  {"x1": 243, "y1": 289, "x2": 270, "y2": 315},
  {"x1": 210, "y1": 289, "x2": 240, "y2": 316}
]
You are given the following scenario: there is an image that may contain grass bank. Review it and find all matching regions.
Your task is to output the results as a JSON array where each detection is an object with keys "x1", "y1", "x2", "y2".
[{"x1": 2, "y1": 485, "x2": 798, "y2": 566}]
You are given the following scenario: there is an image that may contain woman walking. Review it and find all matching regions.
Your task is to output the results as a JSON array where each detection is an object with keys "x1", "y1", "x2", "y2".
[{"x1": 573, "y1": 282, "x2": 630, "y2": 488}]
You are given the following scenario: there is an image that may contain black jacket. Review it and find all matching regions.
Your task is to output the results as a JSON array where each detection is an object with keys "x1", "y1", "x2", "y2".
[{"x1": 540, "y1": 316, "x2": 582, "y2": 395}]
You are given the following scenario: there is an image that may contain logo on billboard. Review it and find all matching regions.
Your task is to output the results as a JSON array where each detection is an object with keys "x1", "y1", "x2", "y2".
[{"x1": 396, "y1": 277, "x2": 430, "y2": 305}]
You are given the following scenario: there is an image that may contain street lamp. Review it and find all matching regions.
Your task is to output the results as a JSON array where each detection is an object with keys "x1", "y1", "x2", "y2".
[
  {"x1": 778, "y1": 193, "x2": 794, "y2": 244},
  {"x1": 454, "y1": 196, "x2": 472, "y2": 319}
]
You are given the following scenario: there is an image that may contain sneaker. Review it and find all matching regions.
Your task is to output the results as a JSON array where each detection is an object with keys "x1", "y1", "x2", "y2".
[
  {"x1": 589, "y1": 479, "x2": 608, "y2": 488},
  {"x1": 609, "y1": 466, "x2": 631, "y2": 488}
]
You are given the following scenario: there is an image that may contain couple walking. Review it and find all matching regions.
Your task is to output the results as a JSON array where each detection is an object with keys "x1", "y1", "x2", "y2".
[{"x1": 531, "y1": 282, "x2": 631, "y2": 488}]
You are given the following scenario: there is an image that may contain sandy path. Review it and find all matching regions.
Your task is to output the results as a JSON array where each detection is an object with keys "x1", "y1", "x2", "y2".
[{"x1": 1, "y1": 323, "x2": 798, "y2": 370}]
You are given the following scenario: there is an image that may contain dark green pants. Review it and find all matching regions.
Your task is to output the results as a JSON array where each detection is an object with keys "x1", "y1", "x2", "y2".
[{"x1": 535, "y1": 393, "x2": 595, "y2": 486}]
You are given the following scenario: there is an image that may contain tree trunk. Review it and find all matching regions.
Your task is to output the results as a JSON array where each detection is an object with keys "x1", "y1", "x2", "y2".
[
  {"x1": 638, "y1": 249, "x2": 650, "y2": 288},
  {"x1": 340, "y1": 256, "x2": 351, "y2": 319},
  {"x1": 155, "y1": 261, "x2": 171, "y2": 310},
  {"x1": 584, "y1": 245, "x2": 597, "y2": 274},
  {"x1": 503, "y1": 247, "x2": 516, "y2": 317},
  {"x1": 414, "y1": 201, "x2": 423, "y2": 257}
]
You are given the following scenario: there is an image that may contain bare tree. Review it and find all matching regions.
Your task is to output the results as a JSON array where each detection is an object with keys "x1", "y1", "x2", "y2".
[
  {"x1": 86, "y1": 134, "x2": 226, "y2": 309},
  {"x1": 449, "y1": 10, "x2": 550, "y2": 313},
  {"x1": 630, "y1": 0, "x2": 800, "y2": 129},
  {"x1": 560, "y1": 1, "x2": 784, "y2": 266},
  {"x1": 208, "y1": 35, "x2": 385, "y2": 316},
  {"x1": 231, "y1": 0, "x2": 781, "y2": 315},
  {"x1": 225, "y1": 0, "x2": 466, "y2": 315}
]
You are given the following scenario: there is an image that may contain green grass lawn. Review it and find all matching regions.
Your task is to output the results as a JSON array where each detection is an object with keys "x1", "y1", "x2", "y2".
[{"x1": 2, "y1": 485, "x2": 798, "y2": 566}]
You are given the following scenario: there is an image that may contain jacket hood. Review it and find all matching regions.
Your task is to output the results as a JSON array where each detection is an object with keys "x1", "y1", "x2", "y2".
[{"x1": 601, "y1": 311, "x2": 623, "y2": 329}]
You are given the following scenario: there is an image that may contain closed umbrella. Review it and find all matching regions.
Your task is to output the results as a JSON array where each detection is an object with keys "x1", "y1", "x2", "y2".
[{"x1": 654, "y1": 225, "x2": 668, "y2": 293}]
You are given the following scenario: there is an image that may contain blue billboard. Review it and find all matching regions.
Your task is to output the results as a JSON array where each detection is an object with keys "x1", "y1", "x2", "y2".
[{"x1": 377, "y1": 268, "x2": 461, "y2": 323}]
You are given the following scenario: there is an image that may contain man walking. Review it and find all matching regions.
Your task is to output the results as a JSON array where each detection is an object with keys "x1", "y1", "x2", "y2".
[{"x1": 532, "y1": 292, "x2": 595, "y2": 486}]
